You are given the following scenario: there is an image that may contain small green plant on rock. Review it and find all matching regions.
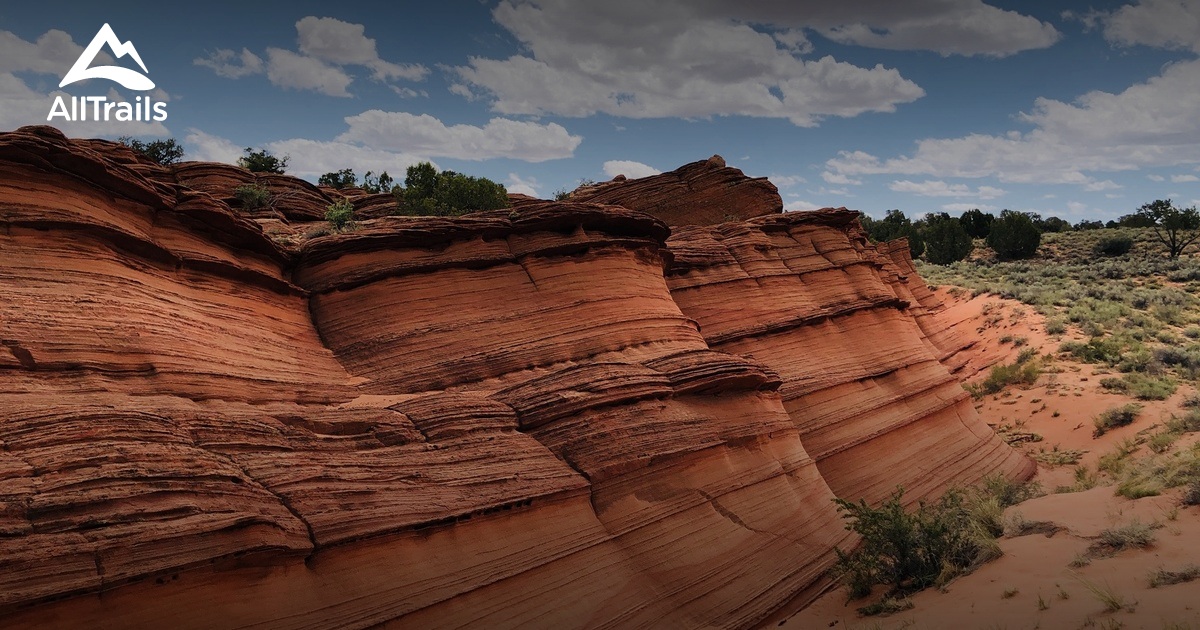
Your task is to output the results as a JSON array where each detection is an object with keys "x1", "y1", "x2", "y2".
[
  {"x1": 325, "y1": 199, "x2": 355, "y2": 232},
  {"x1": 233, "y1": 183, "x2": 271, "y2": 210}
]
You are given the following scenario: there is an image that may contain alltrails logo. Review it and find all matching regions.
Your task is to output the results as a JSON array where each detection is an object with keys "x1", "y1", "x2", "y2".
[{"x1": 47, "y1": 23, "x2": 167, "y2": 122}]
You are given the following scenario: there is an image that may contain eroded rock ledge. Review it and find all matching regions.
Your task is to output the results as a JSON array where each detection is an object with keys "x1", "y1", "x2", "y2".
[{"x1": 0, "y1": 126, "x2": 1029, "y2": 629}]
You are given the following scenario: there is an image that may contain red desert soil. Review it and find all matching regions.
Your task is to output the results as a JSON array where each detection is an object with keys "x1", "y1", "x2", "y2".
[{"x1": 784, "y1": 289, "x2": 1200, "y2": 630}]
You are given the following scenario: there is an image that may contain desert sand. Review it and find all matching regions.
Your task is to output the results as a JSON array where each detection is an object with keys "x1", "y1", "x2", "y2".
[{"x1": 785, "y1": 290, "x2": 1200, "y2": 630}]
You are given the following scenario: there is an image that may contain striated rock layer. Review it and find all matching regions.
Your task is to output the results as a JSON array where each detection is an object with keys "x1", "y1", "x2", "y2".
[
  {"x1": 665, "y1": 211, "x2": 1035, "y2": 506},
  {"x1": 0, "y1": 127, "x2": 1029, "y2": 629},
  {"x1": 569, "y1": 155, "x2": 782, "y2": 226}
]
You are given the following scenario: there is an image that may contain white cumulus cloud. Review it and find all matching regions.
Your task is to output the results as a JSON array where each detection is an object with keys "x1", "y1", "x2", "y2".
[
  {"x1": 337, "y1": 110, "x2": 582, "y2": 162},
  {"x1": 195, "y1": 16, "x2": 427, "y2": 97},
  {"x1": 889, "y1": 179, "x2": 1005, "y2": 199},
  {"x1": 453, "y1": 0, "x2": 930, "y2": 127},
  {"x1": 295, "y1": 16, "x2": 428, "y2": 82},
  {"x1": 826, "y1": 59, "x2": 1200, "y2": 186},
  {"x1": 602, "y1": 160, "x2": 660, "y2": 179},
  {"x1": 505, "y1": 173, "x2": 541, "y2": 197},
  {"x1": 193, "y1": 48, "x2": 263, "y2": 79},
  {"x1": 266, "y1": 48, "x2": 352, "y2": 97},
  {"x1": 1091, "y1": 0, "x2": 1200, "y2": 53}
]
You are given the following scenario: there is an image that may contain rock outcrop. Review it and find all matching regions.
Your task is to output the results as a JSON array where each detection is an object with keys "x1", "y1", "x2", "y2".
[
  {"x1": 569, "y1": 155, "x2": 782, "y2": 225},
  {"x1": 665, "y1": 212, "x2": 1035, "y2": 506},
  {"x1": 0, "y1": 127, "x2": 1029, "y2": 629}
]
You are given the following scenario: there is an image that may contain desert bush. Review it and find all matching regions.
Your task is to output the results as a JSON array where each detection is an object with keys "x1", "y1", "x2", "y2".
[
  {"x1": 1165, "y1": 410, "x2": 1200, "y2": 433},
  {"x1": 835, "y1": 488, "x2": 992, "y2": 599},
  {"x1": 238, "y1": 147, "x2": 288, "y2": 174},
  {"x1": 1094, "y1": 520, "x2": 1157, "y2": 552},
  {"x1": 1116, "y1": 446, "x2": 1200, "y2": 498},
  {"x1": 233, "y1": 183, "x2": 271, "y2": 210},
  {"x1": 1060, "y1": 337, "x2": 1124, "y2": 364},
  {"x1": 1100, "y1": 373, "x2": 1177, "y2": 400},
  {"x1": 923, "y1": 213, "x2": 974, "y2": 265},
  {"x1": 967, "y1": 354, "x2": 1040, "y2": 398},
  {"x1": 1148, "y1": 430, "x2": 1179, "y2": 454},
  {"x1": 1149, "y1": 565, "x2": 1200, "y2": 588},
  {"x1": 1093, "y1": 404, "x2": 1143, "y2": 437},
  {"x1": 117, "y1": 136, "x2": 184, "y2": 165},
  {"x1": 1045, "y1": 318, "x2": 1067, "y2": 335},
  {"x1": 1094, "y1": 234, "x2": 1134, "y2": 256},
  {"x1": 1155, "y1": 346, "x2": 1200, "y2": 370},
  {"x1": 987, "y1": 210, "x2": 1042, "y2": 260},
  {"x1": 1184, "y1": 480, "x2": 1200, "y2": 505},
  {"x1": 324, "y1": 199, "x2": 355, "y2": 231},
  {"x1": 834, "y1": 478, "x2": 1037, "y2": 602}
]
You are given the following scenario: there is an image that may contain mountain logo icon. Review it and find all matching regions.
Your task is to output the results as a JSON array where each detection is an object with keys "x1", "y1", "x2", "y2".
[{"x1": 59, "y1": 23, "x2": 154, "y2": 91}]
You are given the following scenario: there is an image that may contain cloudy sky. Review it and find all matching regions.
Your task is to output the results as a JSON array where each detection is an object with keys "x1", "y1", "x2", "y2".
[{"x1": 2, "y1": 0, "x2": 1199, "y2": 220}]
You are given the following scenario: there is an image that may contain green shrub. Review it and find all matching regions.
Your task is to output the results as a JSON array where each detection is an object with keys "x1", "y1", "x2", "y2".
[
  {"x1": 1165, "y1": 409, "x2": 1200, "y2": 433},
  {"x1": 1101, "y1": 373, "x2": 1177, "y2": 400},
  {"x1": 1093, "y1": 404, "x2": 1143, "y2": 437},
  {"x1": 834, "y1": 488, "x2": 994, "y2": 599},
  {"x1": 117, "y1": 136, "x2": 184, "y2": 165},
  {"x1": 1060, "y1": 337, "x2": 1124, "y2": 364},
  {"x1": 238, "y1": 147, "x2": 289, "y2": 174},
  {"x1": 233, "y1": 183, "x2": 271, "y2": 210},
  {"x1": 967, "y1": 356, "x2": 1040, "y2": 398},
  {"x1": 1094, "y1": 234, "x2": 1134, "y2": 256},
  {"x1": 1046, "y1": 318, "x2": 1067, "y2": 335},
  {"x1": 986, "y1": 210, "x2": 1042, "y2": 260},
  {"x1": 1184, "y1": 480, "x2": 1200, "y2": 506},
  {"x1": 924, "y1": 213, "x2": 974, "y2": 265},
  {"x1": 400, "y1": 161, "x2": 508, "y2": 216},
  {"x1": 325, "y1": 199, "x2": 355, "y2": 231}
]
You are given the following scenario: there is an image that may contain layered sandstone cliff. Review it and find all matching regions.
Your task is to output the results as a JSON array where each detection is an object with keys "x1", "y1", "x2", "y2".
[
  {"x1": 0, "y1": 127, "x2": 1029, "y2": 629},
  {"x1": 569, "y1": 155, "x2": 781, "y2": 225}
]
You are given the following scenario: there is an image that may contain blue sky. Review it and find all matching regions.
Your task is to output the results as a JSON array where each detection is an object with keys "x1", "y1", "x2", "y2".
[{"x1": 2, "y1": 0, "x2": 1199, "y2": 221}]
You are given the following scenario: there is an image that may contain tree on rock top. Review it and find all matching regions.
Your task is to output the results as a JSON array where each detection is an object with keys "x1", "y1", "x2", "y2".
[
  {"x1": 318, "y1": 168, "x2": 357, "y2": 189},
  {"x1": 986, "y1": 210, "x2": 1041, "y2": 260},
  {"x1": 1137, "y1": 199, "x2": 1200, "y2": 259},
  {"x1": 118, "y1": 136, "x2": 184, "y2": 165},
  {"x1": 238, "y1": 147, "x2": 289, "y2": 174},
  {"x1": 400, "y1": 161, "x2": 508, "y2": 216}
]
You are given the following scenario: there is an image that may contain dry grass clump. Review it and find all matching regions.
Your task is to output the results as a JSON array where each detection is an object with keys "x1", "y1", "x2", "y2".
[
  {"x1": 1099, "y1": 373, "x2": 1178, "y2": 400},
  {"x1": 1148, "y1": 565, "x2": 1200, "y2": 588},
  {"x1": 1032, "y1": 445, "x2": 1085, "y2": 466},
  {"x1": 1115, "y1": 442, "x2": 1200, "y2": 499}
]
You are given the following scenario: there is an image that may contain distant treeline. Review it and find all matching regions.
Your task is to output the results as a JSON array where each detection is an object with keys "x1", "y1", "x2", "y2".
[{"x1": 861, "y1": 201, "x2": 1200, "y2": 264}]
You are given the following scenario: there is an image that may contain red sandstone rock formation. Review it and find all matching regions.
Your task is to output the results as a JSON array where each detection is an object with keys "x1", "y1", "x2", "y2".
[
  {"x1": 0, "y1": 127, "x2": 1029, "y2": 628},
  {"x1": 569, "y1": 155, "x2": 782, "y2": 225},
  {"x1": 665, "y1": 211, "x2": 1035, "y2": 506}
]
